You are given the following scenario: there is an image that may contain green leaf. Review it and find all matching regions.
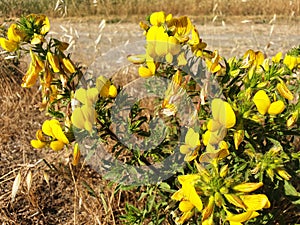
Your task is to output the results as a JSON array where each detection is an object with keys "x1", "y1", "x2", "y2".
[
  {"x1": 284, "y1": 180, "x2": 300, "y2": 197},
  {"x1": 292, "y1": 198, "x2": 300, "y2": 205}
]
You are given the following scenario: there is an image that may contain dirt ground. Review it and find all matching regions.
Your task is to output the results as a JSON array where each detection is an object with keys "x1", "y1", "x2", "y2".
[{"x1": 0, "y1": 17, "x2": 300, "y2": 224}]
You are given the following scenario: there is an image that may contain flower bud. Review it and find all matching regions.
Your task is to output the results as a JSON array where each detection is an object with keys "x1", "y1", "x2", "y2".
[
  {"x1": 276, "y1": 168, "x2": 291, "y2": 180},
  {"x1": 232, "y1": 182, "x2": 263, "y2": 192},
  {"x1": 234, "y1": 129, "x2": 244, "y2": 150},
  {"x1": 202, "y1": 196, "x2": 215, "y2": 221},
  {"x1": 224, "y1": 194, "x2": 246, "y2": 209},
  {"x1": 61, "y1": 58, "x2": 76, "y2": 74},
  {"x1": 72, "y1": 143, "x2": 80, "y2": 166},
  {"x1": 276, "y1": 82, "x2": 294, "y2": 100},
  {"x1": 220, "y1": 164, "x2": 229, "y2": 178},
  {"x1": 47, "y1": 52, "x2": 60, "y2": 73}
]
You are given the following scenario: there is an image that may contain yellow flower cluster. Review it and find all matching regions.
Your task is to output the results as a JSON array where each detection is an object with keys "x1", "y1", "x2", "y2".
[
  {"x1": 134, "y1": 11, "x2": 210, "y2": 78},
  {"x1": 31, "y1": 119, "x2": 69, "y2": 151},
  {"x1": 202, "y1": 99, "x2": 236, "y2": 149},
  {"x1": 253, "y1": 90, "x2": 285, "y2": 116},
  {"x1": 171, "y1": 161, "x2": 270, "y2": 224},
  {"x1": 0, "y1": 14, "x2": 50, "y2": 52},
  {"x1": 71, "y1": 75, "x2": 117, "y2": 134}
]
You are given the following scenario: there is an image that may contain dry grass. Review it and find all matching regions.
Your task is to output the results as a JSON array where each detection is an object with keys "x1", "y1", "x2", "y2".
[
  {"x1": 0, "y1": 0, "x2": 300, "y2": 21},
  {"x1": 0, "y1": 56, "x2": 141, "y2": 224}
]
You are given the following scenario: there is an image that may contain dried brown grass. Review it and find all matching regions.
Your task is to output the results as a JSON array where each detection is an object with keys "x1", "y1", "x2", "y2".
[
  {"x1": 1, "y1": 0, "x2": 300, "y2": 22},
  {"x1": 0, "y1": 57, "x2": 140, "y2": 224}
]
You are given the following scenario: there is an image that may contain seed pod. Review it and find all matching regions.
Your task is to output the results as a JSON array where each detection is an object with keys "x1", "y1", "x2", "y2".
[{"x1": 276, "y1": 82, "x2": 294, "y2": 100}]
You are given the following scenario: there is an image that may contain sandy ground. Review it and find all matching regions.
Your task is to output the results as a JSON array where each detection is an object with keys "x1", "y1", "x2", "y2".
[{"x1": 49, "y1": 18, "x2": 300, "y2": 67}]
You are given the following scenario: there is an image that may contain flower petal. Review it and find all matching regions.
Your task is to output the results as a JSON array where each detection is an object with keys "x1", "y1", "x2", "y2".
[
  {"x1": 71, "y1": 107, "x2": 85, "y2": 130},
  {"x1": 227, "y1": 211, "x2": 260, "y2": 223},
  {"x1": 240, "y1": 194, "x2": 271, "y2": 210},
  {"x1": 268, "y1": 100, "x2": 285, "y2": 115},
  {"x1": 31, "y1": 139, "x2": 46, "y2": 149},
  {"x1": 253, "y1": 90, "x2": 270, "y2": 115},
  {"x1": 42, "y1": 120, "x2": 54, "y2": 137},
  {"x1": 50, "y1": 140, "x2": 65, "y2": 151},
  {"x1": 179, "y1": 201, "x2": 194, "y2": 212}
]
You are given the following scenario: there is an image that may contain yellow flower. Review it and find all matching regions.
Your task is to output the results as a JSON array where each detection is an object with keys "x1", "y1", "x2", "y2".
[
  {"x1": 171, "y1": 174, "x2": 203, "y2": 212},
  {"x1": 180, "y1": 128, "x2": 200, "y2": 161},
  {"x1": 226, "y1": 210, "x2": 260, "y2": 224},
  {"x1": 31, "y1": 139, "x2": 46, "y2": 149},
  {"x1": 71, "y1": 105, "x2": 96, "y2": 134},
  {"x1": 199, "y1": 146, "x2": 230, "y2": 163},
  {"x1": 287, "y1": 110, "x2": 298, "y2": 128},
  {"x1": 283, "y1": 54, "x2": 300, "y2": 70},
  {"x1": 61, "y1": 57, "x2": 76, "y2": 74},
  {"x1": 179, "y1": 201, "x2": 194, "y2": 212},
  {"x1": 241, "y1": 49, "x2": 264, "y2": 79},
  {"x1": 21, "y1": 49, "x2": 44, "y2": 87},
  {"x1": 272, "y1": 52, "x2": 282, "y2": 63},
  {"x1": 202, "y1": 128, "x2": 227, "y2": 146},
  {"x1": 26, "y1": 14, "x2": 50, "y2": 35},
  {"x1": 211, "y1": 98, "x2": 236, "y2": 129},
  {"x1": 149, "y1": 11, "x2": 165, "y2": 26},
  {"x1": 49, "y1": 140, "x2": 65, "y2": 151},
  {"x1": 232, "y1": 182, "x2": 263, "y2": 193},
  {"x1": 253, "y1": 90, "x2": 285, "y2": 116},
  {"x1": 96, "y1": 75, "x2": 117, "y2": 98},
  {"x1": 252, "y1": 90, "x2": 270, "y2": 115},
  {"x1": 276, "y1": 82, "x2": 294, "y2": 101},
  {"x1": 202, "y1": 196, "x2": 215, "y2": 222},
  {"x1": 234, "y1": 129, "x2": 244, "y2": 150},
  {"x1": 146, "y1": 26, "x2": 169, "y2": 58},
  {"x1": 188, "y1": 27, "x2": 207, "y2": 57},
  {"x1": 75, "y1": 87, "x2": 99, "y2": 106},
  {"x1": 276, "y1": 168, "x2": 291, "y2": 180},
  {"x1": 31, "y1": 119, "x2": 68, "y2": 150},
  {"x1": 47, "y1": 51, "x2": 60, "y2": 73},
  {"x1": 224, "y1": 194, "x2": 247, "y2": 209},
  {"x1": 206, "y1": 50, "x2": 222, "y2": 73},
  {"x1": 42, "y1": 119, "x2": 69, "y2": 144},
  {"x1": 0, "y1": 23, "x2": 24, "y2": 52},
  {"x1": 267, "y1": 100, "x2": 285, "y2": 115},
  {"x1": 139, "y1": 66, "x2": 154, "y2": 78},
  {"x1": 167, "y1": 16, "x2": 193, "y2": 43},
  {"x1": 239, "y1": 194, "x2": 271, "y2": 210}
]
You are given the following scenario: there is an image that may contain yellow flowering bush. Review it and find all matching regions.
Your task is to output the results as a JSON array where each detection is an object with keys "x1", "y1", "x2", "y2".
[{"x1": 1, "y1": 12, "x2": 299, "y2": 224}]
